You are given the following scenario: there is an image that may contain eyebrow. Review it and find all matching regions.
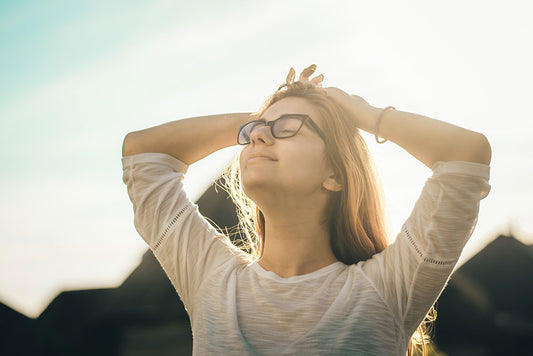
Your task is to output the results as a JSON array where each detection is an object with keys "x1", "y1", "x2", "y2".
[{"x1": 259, "y1": 113, "x2": 307, "y2": 121}]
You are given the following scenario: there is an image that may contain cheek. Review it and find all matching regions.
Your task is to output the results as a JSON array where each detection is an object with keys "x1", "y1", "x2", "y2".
[{"x1": 282, "y1": 147, "x2": 329, "y2": 184}]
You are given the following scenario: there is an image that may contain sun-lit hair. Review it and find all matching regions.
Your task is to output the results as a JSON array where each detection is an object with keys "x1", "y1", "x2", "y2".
[{"x1": 222, "y1": 69, "x2": 436, "y2": 356}]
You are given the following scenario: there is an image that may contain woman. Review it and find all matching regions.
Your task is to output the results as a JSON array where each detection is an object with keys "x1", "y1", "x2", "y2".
[{"x1": 122, "y1": 65, "x2": 491, "y2": 355}]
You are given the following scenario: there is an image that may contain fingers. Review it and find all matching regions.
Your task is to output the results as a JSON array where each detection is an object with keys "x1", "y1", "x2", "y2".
[
  {"x1": 310, "y1": 73, "x2": 324, "y2": 87},
  {"x1": 286, "y1": 67, "x2": 296, "y2": 85},
  {"x1": 299, "y1": 64, "x2": 316, "y2": 82},
  {"x1": 284, "y1": 64, "x2": 325, "y2": 88}
]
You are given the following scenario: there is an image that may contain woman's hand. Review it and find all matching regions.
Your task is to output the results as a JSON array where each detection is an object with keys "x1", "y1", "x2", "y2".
[
  {"x1": 324, "y1": 87, "x2": 369, "y2": 110},
  {"x1": 324, "y1": 87, "x2": 381, "y2": 133},
  {"x1": 294, "y1": 65, "x2": 380, "y2": 133},
  {"x1": 291, "y1": 65, "x2": 491, "y2": 167},
  {"x1": 291, "y1": 64, "x2": 325, "y2": 87}
]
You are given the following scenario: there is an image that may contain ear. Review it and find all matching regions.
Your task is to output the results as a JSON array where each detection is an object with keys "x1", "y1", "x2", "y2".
[{"x1": 322, "y1": 172, "x2": 343, "y2": 192}]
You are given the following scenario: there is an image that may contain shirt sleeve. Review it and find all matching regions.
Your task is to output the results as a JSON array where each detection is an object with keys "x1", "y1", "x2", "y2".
[
  {"x1": 359, "y1": 160, "x2": 491, "y2": 339},
  {"x1": 122, "y1": 152, "x2": 243, "y2": 312}
]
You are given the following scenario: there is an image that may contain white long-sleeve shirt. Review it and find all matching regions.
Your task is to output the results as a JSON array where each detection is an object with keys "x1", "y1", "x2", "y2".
[{"x1": 122, "y1": 152, "x2": 490, "y2": 355}]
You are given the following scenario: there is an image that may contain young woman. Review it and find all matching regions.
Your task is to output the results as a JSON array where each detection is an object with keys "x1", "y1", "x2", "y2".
[{"x1": 122, "y1": 65, "x2": 491, "y2": 355}]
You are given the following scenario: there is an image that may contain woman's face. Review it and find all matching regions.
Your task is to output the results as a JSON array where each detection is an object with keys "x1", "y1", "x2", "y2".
[{"x1": 240, "y1": 97, "x2": 337, "y2": 201}]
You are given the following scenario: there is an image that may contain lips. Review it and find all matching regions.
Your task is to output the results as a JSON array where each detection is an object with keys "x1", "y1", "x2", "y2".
[{"x1": 247, "y1": 152, "x2": 277, "y2": 163}]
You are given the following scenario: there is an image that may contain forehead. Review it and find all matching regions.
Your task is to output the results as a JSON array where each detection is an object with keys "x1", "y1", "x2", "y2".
[{"x1": 262, "y1": 97, "x2": 323, "y2": 124}]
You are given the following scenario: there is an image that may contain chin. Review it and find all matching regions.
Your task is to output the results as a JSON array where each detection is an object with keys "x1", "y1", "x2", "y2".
[{"x1": 242, "y1": 174, "x2": 275, "y2": 200}]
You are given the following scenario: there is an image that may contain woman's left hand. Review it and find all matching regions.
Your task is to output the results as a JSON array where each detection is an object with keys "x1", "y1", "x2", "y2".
[
  {"x1": 324, "y1": 87, "x2": 380, "y2": 133},
  {"x1": 295, "y1": 65, "x2": 380, "y2": 133}
]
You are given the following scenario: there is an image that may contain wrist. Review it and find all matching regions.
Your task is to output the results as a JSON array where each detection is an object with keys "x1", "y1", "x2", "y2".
[
  {"x1": 374, "y1": 106, "x2": 395, "y2": 144},
  {"x1": 355, "y1": 105, "x2": 382, "y2": 134}
]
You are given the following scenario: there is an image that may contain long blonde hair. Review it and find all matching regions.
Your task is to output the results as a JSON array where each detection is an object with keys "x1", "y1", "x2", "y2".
[{"x1": 223, "y1": 72, "x2": 436, "y2": 355}]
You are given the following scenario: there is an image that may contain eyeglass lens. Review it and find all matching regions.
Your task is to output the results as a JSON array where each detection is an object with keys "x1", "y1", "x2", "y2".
[{"x1": 238, "y1": 116, "x2": 306, "y2": 144}]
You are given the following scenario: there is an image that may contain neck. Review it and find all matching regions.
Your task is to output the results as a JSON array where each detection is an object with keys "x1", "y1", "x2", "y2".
[{"x1": 257, "y1": 199, "x2": 339, "y2": 278}]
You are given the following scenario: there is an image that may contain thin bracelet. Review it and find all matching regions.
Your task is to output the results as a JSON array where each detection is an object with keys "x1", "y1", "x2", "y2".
[{"x1": 375, "y1": 106, "x2": 395, "y2": 144}]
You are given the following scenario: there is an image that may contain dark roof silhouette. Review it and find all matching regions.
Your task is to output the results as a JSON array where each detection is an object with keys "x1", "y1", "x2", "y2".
[
  {"x1": 0, "y1": 303, "x2": 34, "y2": 356},
  {"x1": 434, "y1": 235, "x2": 533, "y2": 355},
  {"x1": 0, "y1": 179, "x2": 236, "y2": 356}
]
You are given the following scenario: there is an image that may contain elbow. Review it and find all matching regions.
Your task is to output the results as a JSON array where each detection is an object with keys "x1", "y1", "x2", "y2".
[
  {"x1": 472, "y1": 133, "x2": 492, "y2": 165},
  {"x1": 122, "y1": 131, "x2": 141, "y2": 157}
]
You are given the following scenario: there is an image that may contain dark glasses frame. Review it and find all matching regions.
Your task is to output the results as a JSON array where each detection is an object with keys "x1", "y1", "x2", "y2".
[{"x1": 237, "y1": 114, "x2": 327, "y2": 145}]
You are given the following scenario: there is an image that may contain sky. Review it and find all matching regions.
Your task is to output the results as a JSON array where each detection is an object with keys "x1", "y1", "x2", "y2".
[{"x1": 1, "y1": 0, "x2": 532, "y2": 318}]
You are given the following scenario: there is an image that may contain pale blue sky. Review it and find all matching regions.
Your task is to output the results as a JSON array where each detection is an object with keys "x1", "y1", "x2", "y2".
[
  {"x1": 0, "y1": 0, "x2": 247, "y2": 103},
  {"x1": 1, "y1": 0, "x2": 532, "y2": 318}
]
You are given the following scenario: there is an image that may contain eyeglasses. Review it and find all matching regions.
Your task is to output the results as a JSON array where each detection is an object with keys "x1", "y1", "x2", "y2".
[{"x1": 237, "y1": 114, "x2": 326, "y2": 145}]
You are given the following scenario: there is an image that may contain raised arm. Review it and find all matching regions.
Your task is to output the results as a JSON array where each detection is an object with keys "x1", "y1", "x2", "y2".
[
  {"x1": 325, "y1": 87, "x2": 492, "y2": 169},
  {"x1": 122, "y1": 113, "x2": 252, "y2": 164}
]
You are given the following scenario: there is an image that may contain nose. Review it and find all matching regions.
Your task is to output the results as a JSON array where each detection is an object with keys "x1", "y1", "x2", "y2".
[{"x1": 249, "y1": 123, "x2": 274, "y2": 145}]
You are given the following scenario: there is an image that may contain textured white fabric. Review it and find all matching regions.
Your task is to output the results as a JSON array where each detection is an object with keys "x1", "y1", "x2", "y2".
[{"x1": 122, "y1": 152, "x2": 490, "y2": 355}]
